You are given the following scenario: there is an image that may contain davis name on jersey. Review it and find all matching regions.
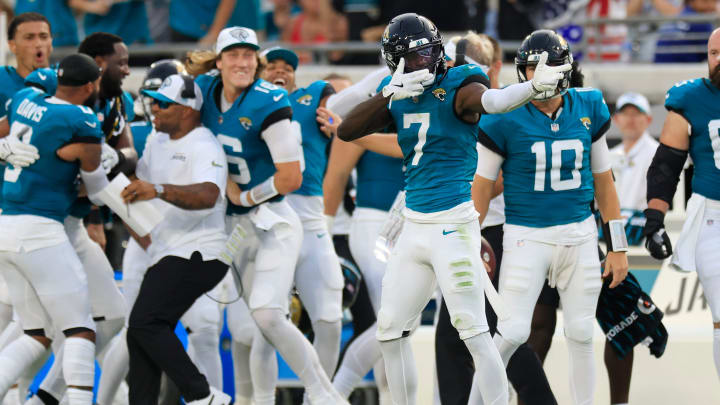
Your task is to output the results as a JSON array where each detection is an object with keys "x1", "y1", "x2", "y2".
[
  {"x1": 381, "y1": 64, "x2": 490, "y2": 213},
  {"x1": 2, "y1": 89, "x2": 103, "y2": 222},
  {"x1": 290, "y1": 80, "x2": 334, "y2": 196},
  {"x1": 479, "y1": 87, "x2": 611, "y2": 227},
  {"x1": 665, "y1": 78, "x2": 720, "y2": 201},
  {"x1": 196, "y1": 74, "x2": 292, "y2": 215}
]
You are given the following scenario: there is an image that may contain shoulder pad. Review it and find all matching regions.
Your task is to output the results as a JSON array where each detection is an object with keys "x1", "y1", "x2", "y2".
[{"x1": 665, "y1": 78, "x2": 703, "y2": 109}]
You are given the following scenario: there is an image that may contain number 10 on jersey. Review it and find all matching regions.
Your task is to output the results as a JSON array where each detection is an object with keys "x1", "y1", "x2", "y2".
[{"x1": 530, "y1": 139, "x2": 583, "y2": 191}]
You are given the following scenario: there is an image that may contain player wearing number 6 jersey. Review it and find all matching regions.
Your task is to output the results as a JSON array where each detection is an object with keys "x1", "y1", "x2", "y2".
[
  {"x1": 643, "y1": 28, "x2": 720, "y2": 382},
  {"x1": 473, "y1": 30, "x2": 628, "y2": 405},
  {"x1": 191, "y1": 26, "x2": 348, "y2": 405},
  {"x1": 338, "y1": 14, "x2": 571, "y2": 404}
]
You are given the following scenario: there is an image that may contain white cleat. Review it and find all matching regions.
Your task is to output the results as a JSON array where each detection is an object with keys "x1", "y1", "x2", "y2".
[{"x1": 185, "y1": 387, "x2": 231, "y2": 405}]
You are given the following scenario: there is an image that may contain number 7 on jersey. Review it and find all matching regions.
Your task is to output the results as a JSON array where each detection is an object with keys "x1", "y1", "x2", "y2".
[{"x1": 404, "y1": 113, "x2": 430, "y2": 166}]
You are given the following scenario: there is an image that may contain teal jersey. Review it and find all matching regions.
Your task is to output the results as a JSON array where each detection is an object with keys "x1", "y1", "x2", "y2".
[
  {"x1": 196, "y1": 74, "x2": 292, "y2": 215},
  {"x1": 130, "y1": 121, "x2": 153, "y2": 159},
  {"x1": 479, "y1": 88, "x2": 611, "y2": 227},
  {"x1": 664, "y1": 78, "x2": 720, "y2": 201},
  {"x1": 69, "y1": 91, "x2": 135, "y2": 218},
  {"x1": 381, "y1": 64, "x2": 490, "y2": 213},
  {"x1": 291, "y1": 81, "x2": 335, "y2": 196},
  {"x1": 2, "y1": 90, "x2": 103, "y2": 222},
  {"x1": 356, "y1": 150, "x2": 405, "y2": 211},
  {"x1": 84, "y1": 1, "x2": 151, "y2": 45},
  {"x1": 15, "y1": 0, "x2": 79, "y2": 46}
]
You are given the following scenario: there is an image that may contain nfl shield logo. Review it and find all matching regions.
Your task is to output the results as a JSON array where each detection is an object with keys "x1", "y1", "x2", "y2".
[{"x1": 550, "y1": 123, "x2": 560, "y2": 132}]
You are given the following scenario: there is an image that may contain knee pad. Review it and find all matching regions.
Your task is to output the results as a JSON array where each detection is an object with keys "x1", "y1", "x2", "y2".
[
  {"x1": 251, "y1": 308, "x2": 286, "y2": 335},
  {"x1": 564, "y1": 316, "x2": 594, "y2": 344},
  {"x1": 497, "y1": 319, "x2": 531, "y2": 347},
  {"x1": 375, "y1": 309, "x2": 420, "y2": 341}
]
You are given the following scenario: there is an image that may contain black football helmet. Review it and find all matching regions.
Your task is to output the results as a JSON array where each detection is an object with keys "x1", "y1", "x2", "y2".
[
  {"x1": 139, "y1": 59, "x2": 185, "y2": 120},
  {"x1": 515, "y1": 29, "x2": 573, "y2": 100},
  {"x1": 381, "y1": 13, "x2": 445, "y2": 79}
]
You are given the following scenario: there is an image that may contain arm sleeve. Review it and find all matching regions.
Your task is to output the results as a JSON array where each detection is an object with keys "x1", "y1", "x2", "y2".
[
  {"x1": 261, "y1": 119, "x2": 303, "y2": 164},
  {"x1": 192, "y1": 139, "x2": 228, "y2": 195},
  {"x1": 475, "y1": 142, "x2": 504, "y2": 181},
  {"x1": 591, "y1": 134, "x2": 612, "y2": 173},
  {"x1": 326, "y1": 67, "x2": 391, "y2": 118}
]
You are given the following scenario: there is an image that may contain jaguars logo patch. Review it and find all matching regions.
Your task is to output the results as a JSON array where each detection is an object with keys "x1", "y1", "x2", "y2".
[
  {"x1": 296, "y1": 94, "x2": 313, "y2": 106},
  {"x1": 230, "y1": 28, "x2": 250, "y2": 41},
  {"x1": 432, "y1": 88, "x2": 446, "y2": 102},
  {"x1": 580, "y1": 117, "x2": 591, "y2": 130},
  {"x1": 239, "y1": 117, "x2": 252, "y2": 130}
]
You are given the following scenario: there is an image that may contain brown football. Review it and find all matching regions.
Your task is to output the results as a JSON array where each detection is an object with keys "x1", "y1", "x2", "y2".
[{"x1": 480, "y1": 237, "x2": 497, "y2": 281}]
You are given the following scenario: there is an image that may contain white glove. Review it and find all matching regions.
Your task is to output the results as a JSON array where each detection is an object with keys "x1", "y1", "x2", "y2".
[
  {"x1": 529, "y1": 51, "x2": 572, "y2": 94},
  {"x1": 382, "y1": 58, "x2": 434, "y2": 103},
  {"x1": 101, "y1": 143, "x2": 120, "y2": 174},
  {"x1": 0, "y1": 133, "x2": 39, "y2": 168}
]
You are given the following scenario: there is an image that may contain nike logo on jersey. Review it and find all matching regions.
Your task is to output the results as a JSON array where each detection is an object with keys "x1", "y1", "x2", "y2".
[
  {"x1": 273, "y1": 94, "x2": 284, "y2": 102},
  {"x1": 316, "y1": 233, "x2": 326, "y2": 239},
  {"x1": 84, "y1": 121, "x2": 97, "y2": 128},
  {"x1": 37, "y1": 72, "x2": 47, "y2": 81},
  {"x1": 442, "y1": 230, "x2": 457, "y2": 235},
  {"x1": 211, "y1": 161, "x2": 223, "y2": 168}
]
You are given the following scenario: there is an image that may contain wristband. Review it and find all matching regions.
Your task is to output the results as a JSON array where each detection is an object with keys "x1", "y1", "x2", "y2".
[
  {"x1": 603, "y1": 219, "x2": 629, "y2": 252},
  {"x1": 239, "y1": 191, "x2": 252, "y2": 207}
]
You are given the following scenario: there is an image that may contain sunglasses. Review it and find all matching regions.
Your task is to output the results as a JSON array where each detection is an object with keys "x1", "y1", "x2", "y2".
[{"x1": 151, "y1": 98, "x2": 177, "y2": 109}]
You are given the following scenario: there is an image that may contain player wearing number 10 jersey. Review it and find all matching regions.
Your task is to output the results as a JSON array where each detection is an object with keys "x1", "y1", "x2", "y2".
[
  {"x1": 474, "y1": 30, "x2": 628, "y2": 405},
  {"x1": 338, "y1": 13, "x2": 572, "y2": 404}
]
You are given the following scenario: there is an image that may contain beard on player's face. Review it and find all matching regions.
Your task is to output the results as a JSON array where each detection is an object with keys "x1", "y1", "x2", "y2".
[
  {"x1": 709, "y1": 63, "x2": 720, "y2": 89},
  {"x1": 99, "y1": 70, "x2": 123, "y2": 100},
  {"x1": 83, "y1": 89, "x2": 99, "y2": 108}
]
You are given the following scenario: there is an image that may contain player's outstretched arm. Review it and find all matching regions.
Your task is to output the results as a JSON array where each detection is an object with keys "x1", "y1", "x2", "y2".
[
  {"x1": 643, "y1": 110, "x2": 690, "y2": 259},
  {"x1": 337, "y1": 92, "x2": 394, "y2": 141},
  {"x1": 352, "y1": 133, "x2": 403, "y2": 158},
  {"x1": 455, "y1": 51, "x2": 571, "y2": 117}
]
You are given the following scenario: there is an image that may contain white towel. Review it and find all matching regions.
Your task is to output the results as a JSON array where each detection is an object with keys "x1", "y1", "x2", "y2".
[
  {"x1": 548, "y1": 244, "x2": 579, "y2": 290},
  {"x1": 249, "y1": 203, "x2": 290, "y2": 231},
  {"x1": 671, "y1": 193, "x2": 706, "y2": 272}
]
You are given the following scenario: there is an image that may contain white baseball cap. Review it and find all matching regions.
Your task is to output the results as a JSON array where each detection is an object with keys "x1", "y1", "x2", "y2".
[
  {"x1": 141, "y1": 74, "x2": 203, "y2": 111},
  {"x1": 215, "y1": 27, "x2": 259, "y2": 54},
  {"x1": 616, "y1": 92, "x2": 650, "y2": 115}
]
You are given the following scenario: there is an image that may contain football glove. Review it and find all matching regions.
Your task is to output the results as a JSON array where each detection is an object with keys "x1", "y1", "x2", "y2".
[
  {"x1": 643, "y1": 208, "x2": 673, "y2": 259},
  {"x1": 0, "y1": 131, "x2": 39, "y2": 168},
  {"x1": 100, "y1": 143, "x2": 120, "y2": 174},
  {"x1": 382, "y1": 58, "x2": 434, "y2": 103},
  {"x1": 530, "y1": 51, "x2": 572, "y2": 94}
]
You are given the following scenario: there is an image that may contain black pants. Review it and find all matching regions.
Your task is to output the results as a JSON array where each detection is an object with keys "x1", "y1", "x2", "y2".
[
  {"x1": 435, "y1": 224, "x2": 557, "y2": 405},
  {"x1": 127, "y1": 251, "x2": 228, "y2": 405}
]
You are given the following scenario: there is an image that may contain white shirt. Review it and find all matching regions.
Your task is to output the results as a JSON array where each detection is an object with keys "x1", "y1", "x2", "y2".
[
  {"x1": 610, "y1": 132, "x2": 659, "y2": 211},
  {"x1": 136, "y1": 127, "x2": 229, "y2": 266}
]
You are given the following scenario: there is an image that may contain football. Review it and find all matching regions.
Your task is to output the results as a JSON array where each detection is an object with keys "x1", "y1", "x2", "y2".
[{"x1": 480, "y1": 237, "x2": 497, "y2": 280}]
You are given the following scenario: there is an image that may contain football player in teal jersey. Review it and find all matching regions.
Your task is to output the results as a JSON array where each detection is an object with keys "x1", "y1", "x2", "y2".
[
  {"x1": 188, "y1": 27, "x2": 348, "y2": 405},
  {"x1": 643, "y1": 27, "x2": 720, "y2": 382},
  {"x1": 338, "y1": 13, "x2": 571, "y2": 404},
  {"x1": 0, "y1": 54, "x2": 106, "y2": 405},
  {"x1": 473, "y1": 30, "x2": 628, "y2": 405},
  {"x1": 260, "y1": 47, "x2": 346, "y2": 392}
]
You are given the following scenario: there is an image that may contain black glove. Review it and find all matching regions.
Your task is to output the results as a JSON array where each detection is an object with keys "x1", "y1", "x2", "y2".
[{"x1": 643, "y1": 208, "x2": 673, "y2": 259}]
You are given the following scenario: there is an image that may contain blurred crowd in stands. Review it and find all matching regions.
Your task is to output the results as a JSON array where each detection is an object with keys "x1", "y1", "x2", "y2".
[{"x1": 0, "y1": 0, "x2": 717, "y2": 63}]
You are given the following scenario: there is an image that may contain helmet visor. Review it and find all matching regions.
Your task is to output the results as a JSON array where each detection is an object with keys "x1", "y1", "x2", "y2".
[{"x1": 404, "y1": 46, "x2": 441, "y2": 72}]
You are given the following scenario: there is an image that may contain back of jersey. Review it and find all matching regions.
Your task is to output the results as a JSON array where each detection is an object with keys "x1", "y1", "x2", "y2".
[
  {"x1": 2, "y1": 89, "x2": 103, "y2": 222},
  {"x1": 385, "y1": 64, "x2": 488, "y2": 213}
]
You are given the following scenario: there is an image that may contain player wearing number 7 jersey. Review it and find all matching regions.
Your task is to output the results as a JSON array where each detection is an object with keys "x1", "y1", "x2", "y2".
[
  {"x1": 338, "y1": 14, "x2": 571, "y2": 405},
  {"x1": 642, "y1": 28, "x2": 720, "y2": 382},
  {"x1": 473, "y1": 30, "x2": 628, "y2": 405}
]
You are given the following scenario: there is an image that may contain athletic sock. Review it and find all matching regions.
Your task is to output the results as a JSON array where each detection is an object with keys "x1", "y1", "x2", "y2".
[
  {"x1": 332, "y1": 323, "x2": 382, "y2": 398},
  {"x1": 379, "y1": 338, "x2": 417, "y2": 405},
  {"x1": 465, "y1": 332, "x2": 508, "y2": 405},
  {"x1": 62, "y1": 337, "x2": 95, "y2": 405},
  {"x1": 0, "y1": 335, "x2": 47, "y2": 395},
  {"x1": 713, "y1": 328, "x2": 720, "y2": 380},
  {"x1": 566, "y1": 338, "x2": 595, "y2": 405}
]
